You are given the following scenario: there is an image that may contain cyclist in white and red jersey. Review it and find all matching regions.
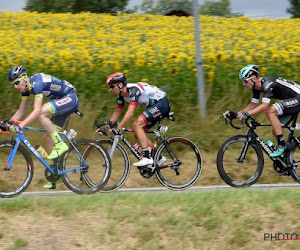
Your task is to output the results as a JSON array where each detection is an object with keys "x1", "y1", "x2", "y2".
[
  {"x1": 226, "y1": 64, "x2": 300, "y2": 157},
  {"x1": 6, "y1": 65, "x2": 78, "y2": 162},
  {"x1": 99, "y1": 72, "x2": 171, "y2": 168}
]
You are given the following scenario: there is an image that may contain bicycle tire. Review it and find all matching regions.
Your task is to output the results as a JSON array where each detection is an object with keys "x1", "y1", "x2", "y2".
[
  {"x1": 216, "y1": 135, "x2": 264, "y2": 187},
  {"x1": 0, "y1": 141, "x2": 34, "y2": 198},
  {"x1": 288, "y1": 141, "x2": 300, "y2": 183},
  {"x1": 60, "y1": 139, "x2": 111, "y2": 194},
  {"x1": 94, "y1": 139, "x2": 130, "y2": 192},
  {"x1": 155, "y1": 137, "x2": 202, "y2": 190}
]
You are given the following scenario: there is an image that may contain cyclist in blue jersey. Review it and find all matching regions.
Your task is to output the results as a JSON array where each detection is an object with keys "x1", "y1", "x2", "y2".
[
  {"x1": 98, "y1": 72, "x2": 170, "y2": 169},
  {"x1": 5, "y1": 65, "x2": 79, "y2": 187},
  {"x1": 226, "y1": 64, "x2": 300, "y2": 157}
]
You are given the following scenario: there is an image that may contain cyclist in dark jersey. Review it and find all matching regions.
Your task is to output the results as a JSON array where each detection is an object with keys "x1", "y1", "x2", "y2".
[
  {"x1": 6, "y1": 65, "x2": 78, "y2": 162},
  {"x1": 98, "y1": 72, "x2": 171, "y2": 169},
  {"x1": 227, "y1": 64, "x2": 300, "y2": 157}
]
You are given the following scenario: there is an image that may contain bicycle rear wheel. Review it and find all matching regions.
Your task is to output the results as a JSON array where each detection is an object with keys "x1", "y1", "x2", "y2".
[
  {"x1": 155, "y1": 137, "x2": 202, "y2": 190},
  {"x1": 60, "y1": 139, "x2": 111, "y2": 194},
  {"x1": 94, "y1": 139, "x2": 130, "y2": 192},
  {"x1": 216, "y1": 135, "x2": 264, "y2": 187},
  {"x1": 288, "y1": 141, "x2": 300, "y2": 183},
  {"x1": 0, "y1": 141, "x2": 34, "y2": 198}
]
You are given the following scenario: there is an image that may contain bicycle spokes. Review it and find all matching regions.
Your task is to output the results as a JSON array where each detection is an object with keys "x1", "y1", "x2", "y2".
[{"x1": 155, "y1": 137, "x2": 202, "y2": 190}]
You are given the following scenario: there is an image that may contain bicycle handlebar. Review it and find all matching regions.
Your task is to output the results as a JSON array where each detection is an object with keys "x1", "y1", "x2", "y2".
[
  {"x1": 224, "y1": 111, "x2": 258, "y2": 130},
  {"x1": 93, "y1": 120, "x2": 109, "y2": 135},
  {"x1": 0, "y1": 119, "x2": 22, "y2": 135},
  {"x1": 223, "y1": 111, "x2": 242, "y2": 129}
]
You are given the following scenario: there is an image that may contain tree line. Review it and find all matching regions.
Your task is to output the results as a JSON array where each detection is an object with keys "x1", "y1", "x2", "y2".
[{"x1": 24, "y1": 0, "x2": 300, "y2": 18}]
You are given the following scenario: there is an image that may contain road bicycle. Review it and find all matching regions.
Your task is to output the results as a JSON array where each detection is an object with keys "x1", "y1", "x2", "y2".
[
  {"x1": 217, "y1": 111, "x2": 300, "y2": 187},
  {"x1": 0, "y1": 112, "x2": 111, "y2": 198},
  {"x1": 87, "y1": 112, "x2": 203, "y2": 192}
]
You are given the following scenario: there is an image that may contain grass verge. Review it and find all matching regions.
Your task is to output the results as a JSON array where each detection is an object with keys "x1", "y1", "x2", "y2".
[{"x1": 1, "y1": 189, "x2": 300, "y2": 249}]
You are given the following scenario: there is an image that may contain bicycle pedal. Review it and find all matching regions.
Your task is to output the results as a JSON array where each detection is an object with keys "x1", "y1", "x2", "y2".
[{"x1": 50, "y1": 183, "x2": 56, "y2": 189}]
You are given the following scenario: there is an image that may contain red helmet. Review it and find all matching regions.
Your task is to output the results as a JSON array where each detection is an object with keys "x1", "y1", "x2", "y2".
[{"x1": 106, "y1": 72, "x2": 127, "y2": 85}]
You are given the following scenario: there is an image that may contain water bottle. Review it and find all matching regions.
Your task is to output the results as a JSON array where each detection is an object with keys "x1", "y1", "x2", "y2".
[
  {"x1": 67, "y1": 129, "x2": 77, "y2": 141},
  {"x1": 132, "y1": 142, "x2": 142, "y2": 155},
  {"x1": 36, "y1": 145, "x2": 48, "y2": 159},
  {"x1": 266, "y1": 140, "x2": 275, "y2": 150}
]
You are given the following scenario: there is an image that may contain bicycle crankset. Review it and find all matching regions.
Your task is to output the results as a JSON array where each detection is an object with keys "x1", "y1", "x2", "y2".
[
  {"x1": 138, "y1": 166, "x2": 155, "y2": 178},
  {"x1": 45, "y1": 168, "x2": 61, "y2": 182},
  {"x1": 273, "y1": 162, "x2": 291, "y2": 176}
]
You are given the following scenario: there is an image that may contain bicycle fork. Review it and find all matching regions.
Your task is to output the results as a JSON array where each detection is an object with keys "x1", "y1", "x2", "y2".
[
  {"x1": 4, "y1": 139, "x2": 21, "y2": 171},
  {"x1": 237, "y1": 141, "x2": 249, "y2": 163},
  {"x1": 108, "y1": 136, "x2": 120, "y2": 158}
]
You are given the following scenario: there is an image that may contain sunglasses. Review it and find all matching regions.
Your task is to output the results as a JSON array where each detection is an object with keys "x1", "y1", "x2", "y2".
[
  {"x1": 109, "y1": 84, "x2": 117, "y2": 89},
  {"x1": 12, "y1": 80, "x2": 21, "y2": 86},
  {"x1": 243, "y1": 76, "x2": 255, "y2": 85}
]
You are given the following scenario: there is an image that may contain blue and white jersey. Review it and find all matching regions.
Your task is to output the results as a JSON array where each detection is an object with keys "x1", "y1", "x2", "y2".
[{"x1": 22, "y1": 73, "x2": 76, "y2": 99}]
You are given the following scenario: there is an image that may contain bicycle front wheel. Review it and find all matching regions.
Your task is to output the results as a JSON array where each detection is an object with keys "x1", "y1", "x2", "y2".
[
  {"x1": 95, "y1": 139, "x2": 130, "y2": 192},
  {"x1": 216, "y1": 135, "x2": 264, "y2": 187},
  {"x1": 155, "y1": 137, "x2": 202, "y2": 190},
  {"x1": 0, "y1": 141, "x2": 34, "y2": 198},
  {"x1": 60, "y1": 139, "x2": 111, "y2": 194}
]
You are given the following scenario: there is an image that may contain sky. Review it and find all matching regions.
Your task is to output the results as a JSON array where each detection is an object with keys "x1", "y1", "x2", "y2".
[{"x1": 0, "y1": 0, "x2": 292, "y2": 19}]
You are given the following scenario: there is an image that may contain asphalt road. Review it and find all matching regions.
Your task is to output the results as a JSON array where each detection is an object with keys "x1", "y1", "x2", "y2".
[{"x1": 13, "y1": 183, "x2": 300, "y2": 198}]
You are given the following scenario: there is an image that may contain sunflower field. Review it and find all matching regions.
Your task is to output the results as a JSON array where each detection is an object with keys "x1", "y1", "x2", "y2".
[{"x1": 0, "y1": 11, "x2": 299, "y2": 149}]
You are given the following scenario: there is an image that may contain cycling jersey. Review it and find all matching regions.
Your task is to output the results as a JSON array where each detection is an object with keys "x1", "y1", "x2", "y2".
[
  {"x1": 22, "y1": 73, "x2": 78, "y2": 129},
  {"x1": 252, "y1": 77, "x2": 300, "y2": 116},
  {"x1": 116, "y1": 82, "x2": 170, "y2": 129},
  {"x1": 252, "y1": 77, "x2": 300, "y2": 104},
  {"x1": 22, "y1": 73, "x2": 76, "y2": 99},
  {"x1": 117, "y1": 82, "x2": 166, "y2": 109}
]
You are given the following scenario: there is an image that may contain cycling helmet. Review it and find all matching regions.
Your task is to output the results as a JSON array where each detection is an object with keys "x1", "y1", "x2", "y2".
[
  {"x1": 106, "y1": 72, "x2": 127, "y2": 85},
  {"x1": 239, "y1": 65, "x2": 259, "y2": 82},
  {"x1": 8, "y1": 65, "x2": 27, "y2": 82}
]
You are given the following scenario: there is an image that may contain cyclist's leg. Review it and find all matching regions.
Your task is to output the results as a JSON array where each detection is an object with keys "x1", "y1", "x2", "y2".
[
  {"x1": 132, "y1": 116, "x2": 153, "y2": 167},
  {"x1": 45, "y1": 93, "x2": 79, "y2": 159},
  {"x1": 269, "y1": 97, "x2": 300, "y2": 157},
  {"x1": 41, "y1": 93, "x2": 78, "y2": 188},
  {"x1": 133, "y1": 97, "x2": 170, "y2": 168}
]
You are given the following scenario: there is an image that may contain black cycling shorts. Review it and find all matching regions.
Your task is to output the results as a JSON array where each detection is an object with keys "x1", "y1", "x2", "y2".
[
  {"x1": 140, "y1": 96, "x2": 170, "y2": 129},
  {"x1": 273, "y1": 96, "x2": 300, "y2": 116}
]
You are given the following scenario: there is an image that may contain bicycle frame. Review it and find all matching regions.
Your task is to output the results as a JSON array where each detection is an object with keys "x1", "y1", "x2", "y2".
[
  {"x1": 107, "y1": 122, "x2": 179, "y2": 168},
  {"x1": 4, "y1": 126, "x2": 89, "y2": 175},
  {"x1": 240, "y1": 114, "x2": 300, "y2": 167},
  {"x1": 107, "y1": 128, "x2": 158, "y2": 161}
]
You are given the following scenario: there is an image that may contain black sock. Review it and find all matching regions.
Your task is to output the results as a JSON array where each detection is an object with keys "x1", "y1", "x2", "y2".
[
  {"x1": 277, "y1": 134, "x2": 285, "y2": 146},
  {"x1": 142, "y1": 148, "x2": 150, "y2": 158}
]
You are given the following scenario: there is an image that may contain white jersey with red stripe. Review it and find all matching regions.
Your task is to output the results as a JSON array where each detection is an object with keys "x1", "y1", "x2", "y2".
[{"x1": 117, "y1": 82, "x2": 166, "y2": 108}]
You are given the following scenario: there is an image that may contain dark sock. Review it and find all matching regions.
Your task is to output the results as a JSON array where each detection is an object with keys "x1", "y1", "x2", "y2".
[
  {"x1": 142, "y1": 148, "x2": 150, "y2": 158},
  {"x1": 277, "y1": 134, "x2": 285, "y2": 147}
]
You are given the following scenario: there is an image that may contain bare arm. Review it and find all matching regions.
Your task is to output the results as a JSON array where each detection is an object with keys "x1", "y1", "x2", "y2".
[
  {"x1": 239, "y1": 102, "x2": 259, "y2": 113},
  {"x1": 109, "y1": 107, "x2": 123, "y2": 123},
  {"x1": 237, "y1": 102, "x2": 269, "y2": 119},
  {"x1": 118, "y1": 105, "x2": 136, "y2": 129},
  {"x1": 247, "y1": 102, "x2": 269, "y2": 116},
  {"x1": 19, "y1": 97, "x2": 43, "y2": 128},
  {"x1": 10, "y1": 98, "x2": 29, "y2": 121}
]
